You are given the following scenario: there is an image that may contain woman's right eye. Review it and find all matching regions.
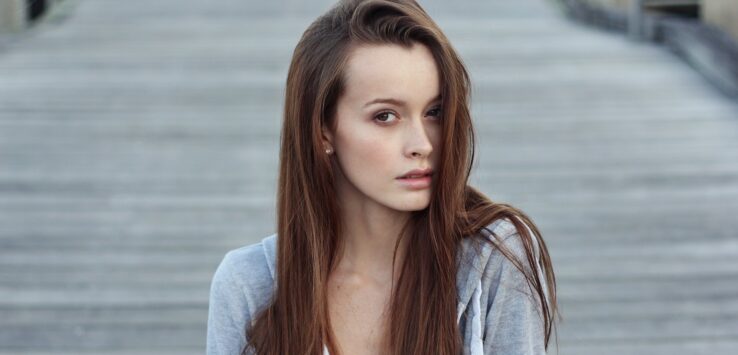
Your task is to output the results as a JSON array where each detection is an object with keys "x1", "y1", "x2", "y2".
[{"x1": 374, "y1": 111, "x2": 398, "y2": 123}]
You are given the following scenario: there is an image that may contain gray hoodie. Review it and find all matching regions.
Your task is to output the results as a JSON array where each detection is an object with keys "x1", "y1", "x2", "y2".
[{"x1": 206, "y1": 217, "x2": 548, "y2": 354}]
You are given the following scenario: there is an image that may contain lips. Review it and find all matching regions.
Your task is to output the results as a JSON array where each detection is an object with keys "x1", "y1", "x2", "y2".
[
  {"x1": 396, "y1": 168, "x2": 433, "y2": 190},
  {"x1": 397, "y1": 168, "x2": 433, "y2": 179}
]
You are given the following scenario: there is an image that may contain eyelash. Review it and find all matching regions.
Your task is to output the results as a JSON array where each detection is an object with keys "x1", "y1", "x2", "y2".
[{"x1": 374, "y1": 106, "x2": 442, "y2": 124}]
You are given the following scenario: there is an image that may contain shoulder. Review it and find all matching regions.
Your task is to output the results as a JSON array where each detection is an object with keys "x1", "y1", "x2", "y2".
[
  {"x1": 221, "y1": 234, "x2": 276, "y2": 280},
  {"x1": 207, "y1": 234, "x2": 277, "y2": 354},
  {"x1": 456, "y1": 216, "x2": 538, "y2": 301},
  {"x1": 483, "y1": 216, "x2": 541, "y2": 262},
  {"x1": 475, "y1": 216, "x2": 549, "y2": 317},
  {"x1": 457, "y1": 216, "x2": 545, "y2": 302},
  {"x1": 210, "y1": 234, "x2": 278, "y2": 311},
  {"x1": 455, "y1": 216, "x2": 548, "y2": 353},
  {"x1": 459, "y1": 216, "x2": 536, "y2": 267},
  {"x1": 477, "y1": 218, "x2": 549, "y2": 353}
]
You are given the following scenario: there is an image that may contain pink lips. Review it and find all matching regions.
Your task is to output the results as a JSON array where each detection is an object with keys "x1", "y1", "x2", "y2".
[
  {"x1": 396, "y1": 168, "x2": 433, "y2": 190},
  {"x1": 398, "y1": 167, "x2": 433, "y2": 179}
]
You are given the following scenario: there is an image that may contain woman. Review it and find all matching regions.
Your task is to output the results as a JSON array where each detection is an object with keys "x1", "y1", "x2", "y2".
[{"x1": 207, "y1": 0, "x2": 559, "y2": 354}]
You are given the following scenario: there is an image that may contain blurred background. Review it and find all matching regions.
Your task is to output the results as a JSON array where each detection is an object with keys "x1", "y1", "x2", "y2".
[{"x1": 1, "y1": 0, "x2": 737, "y2": 354}]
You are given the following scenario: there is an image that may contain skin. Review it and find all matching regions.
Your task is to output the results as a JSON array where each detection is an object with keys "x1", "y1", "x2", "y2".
[{"x1": 321, "y1": 42, "x2": 442, "y2": 354}]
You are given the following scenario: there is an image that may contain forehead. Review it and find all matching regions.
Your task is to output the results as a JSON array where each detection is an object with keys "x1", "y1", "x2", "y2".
[{"x1": 341, "y1": 43, "x2": 440, "y2": 104}]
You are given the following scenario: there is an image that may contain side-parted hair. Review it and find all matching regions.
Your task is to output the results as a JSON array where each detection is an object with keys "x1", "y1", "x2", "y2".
[{"x1": 246, "y1": 1, "x2": 559, "y2": 354}]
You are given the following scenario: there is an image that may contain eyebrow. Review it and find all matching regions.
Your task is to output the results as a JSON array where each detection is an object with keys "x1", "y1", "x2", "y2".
[{"x1": 363, "y1": 94, "x2": 442, "y2": 108}]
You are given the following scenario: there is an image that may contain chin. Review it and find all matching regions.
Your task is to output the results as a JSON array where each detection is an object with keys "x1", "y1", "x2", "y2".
[{"x1": 390, "y1": 197, "x2": 431, "y2": 212}]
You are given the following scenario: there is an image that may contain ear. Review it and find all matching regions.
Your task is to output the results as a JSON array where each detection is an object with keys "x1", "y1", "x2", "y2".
[{"x1": 321, "y1": 125, "x2": 334, "y2": 148}]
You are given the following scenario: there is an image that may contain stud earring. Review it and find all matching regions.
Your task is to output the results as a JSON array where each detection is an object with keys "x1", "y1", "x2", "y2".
[{"x1": 325, "y1": 147, "x2": 333, "y2": 154}]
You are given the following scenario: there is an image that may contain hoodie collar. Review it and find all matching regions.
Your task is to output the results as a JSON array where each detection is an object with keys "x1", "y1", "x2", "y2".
[{"x1": 259, "y1": 218, "x2": 514, "y2": 313}]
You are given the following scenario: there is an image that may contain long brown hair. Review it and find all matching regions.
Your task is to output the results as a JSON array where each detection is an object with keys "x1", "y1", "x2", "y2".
[{"x1": 245, "y1": 1, "x2": 559, "y2": 354}]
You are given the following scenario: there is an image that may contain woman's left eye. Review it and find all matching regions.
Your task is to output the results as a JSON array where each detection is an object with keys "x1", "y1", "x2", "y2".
[{"x1": 426, "y1": 106, "x2": 442, "y2": 119}]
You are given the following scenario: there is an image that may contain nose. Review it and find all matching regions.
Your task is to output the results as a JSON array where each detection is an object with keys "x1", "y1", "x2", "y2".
[{"x1": 404, "y1": 117, "x2": 433, "y2": 158}]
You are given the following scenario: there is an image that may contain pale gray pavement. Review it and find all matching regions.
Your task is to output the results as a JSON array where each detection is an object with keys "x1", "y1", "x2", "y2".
[{"x1": 1, "y1": 0, "x2": 738, "y2": 354}]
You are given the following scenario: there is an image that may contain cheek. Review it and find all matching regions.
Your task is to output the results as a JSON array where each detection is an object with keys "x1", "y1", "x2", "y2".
[{"x1": 337, "y1": 130, "x2": 393, "y2": 176}]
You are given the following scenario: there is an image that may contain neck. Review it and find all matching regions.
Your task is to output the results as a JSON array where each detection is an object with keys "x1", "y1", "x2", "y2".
[{"x1": 334, "y1": 192, "x2": 411, "y2": 285}]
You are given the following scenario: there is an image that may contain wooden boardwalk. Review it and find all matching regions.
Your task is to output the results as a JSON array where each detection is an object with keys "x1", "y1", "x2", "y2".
[{"x1": 1, "y1": 0, "x2": 737, "y2": 353}]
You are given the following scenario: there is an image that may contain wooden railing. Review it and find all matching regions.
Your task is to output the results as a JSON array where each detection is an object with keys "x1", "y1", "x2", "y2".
[
  {"x1": 628, "y1": 0, "x2": 701, "y2": 40},
  {"x1": 0, "y1": 0, "x2": 65, "y2": 33}
]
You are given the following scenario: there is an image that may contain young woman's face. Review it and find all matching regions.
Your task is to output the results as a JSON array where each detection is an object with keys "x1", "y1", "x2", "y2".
[{"x1": 324, "y1": 42, "x2": 442, "y2": 213}]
